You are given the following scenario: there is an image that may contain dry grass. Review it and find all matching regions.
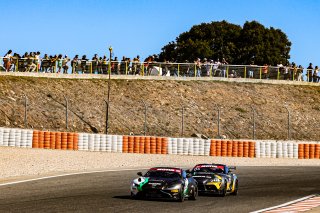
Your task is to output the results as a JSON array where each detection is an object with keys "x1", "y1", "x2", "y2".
[{"x1": 0, "y1": 76, "x2": 320, "y2": 140}]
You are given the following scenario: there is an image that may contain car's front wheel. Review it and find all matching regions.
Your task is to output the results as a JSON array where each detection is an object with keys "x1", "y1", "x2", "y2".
[
  {"x1": 189, "y1": 186, "x2": 197, "y2": 200},
  {"x1": 219, "y1": 183, "x2": 227, "y2": 197},
  {"x1": 178, "y1": 186, "x2": 185, "y2": 202},
  {"x1": 230, "y1": 180, "x2": 238, "y2": 196}
]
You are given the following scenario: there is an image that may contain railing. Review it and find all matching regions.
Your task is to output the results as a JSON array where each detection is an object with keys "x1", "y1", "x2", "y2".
[{"x1": 0, "y1": 57, "x2": 318, "y2": 82}]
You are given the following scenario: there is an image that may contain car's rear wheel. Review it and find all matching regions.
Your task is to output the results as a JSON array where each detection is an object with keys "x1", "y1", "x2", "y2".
[{"x1": 230, "y1": 180, "x2": 238, "y2": 196}]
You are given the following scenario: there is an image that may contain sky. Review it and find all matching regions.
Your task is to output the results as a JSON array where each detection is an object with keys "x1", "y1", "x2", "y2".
[{"x1": 1, "y1": 0, "x2": 319, "y2": 66}]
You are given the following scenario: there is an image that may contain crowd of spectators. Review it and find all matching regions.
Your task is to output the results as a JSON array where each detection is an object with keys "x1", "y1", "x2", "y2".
[{"x1": 1, "y1": 50, "x2": 319, "y2": 82}]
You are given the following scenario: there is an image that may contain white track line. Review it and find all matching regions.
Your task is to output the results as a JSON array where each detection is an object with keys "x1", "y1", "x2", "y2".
[
  {"x1": 250, "y1": 194, "x2": 317, "y2": 213},
  {"x1": 0, "y1": 167, "x2": 150, "y2": 187}
]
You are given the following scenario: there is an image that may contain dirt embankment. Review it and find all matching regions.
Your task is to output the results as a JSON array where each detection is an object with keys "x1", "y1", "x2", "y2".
[{"x1": 0, "y1": 75, "x2": 320, "y2": 140}]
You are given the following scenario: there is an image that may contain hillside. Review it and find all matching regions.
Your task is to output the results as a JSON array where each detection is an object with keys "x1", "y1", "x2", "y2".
[{"x1": 0, "y1": 75, "x2": 320, "y2": 141}]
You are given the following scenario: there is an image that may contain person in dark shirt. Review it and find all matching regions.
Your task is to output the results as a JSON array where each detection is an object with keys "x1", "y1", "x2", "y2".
[{"x1": 307, "y1": 63, "x2": 313, "y2": 82}]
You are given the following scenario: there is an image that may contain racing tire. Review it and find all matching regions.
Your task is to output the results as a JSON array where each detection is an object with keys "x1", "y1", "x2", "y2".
[
  {"x1": 189, "y1": 186, "x2": 198, "y2": 201},
  {"x1": 131, "y1": 192, "x2": 142, "y2": 200},
  {"x1": 219, "y1": 183, "x2": 227, "y2": 197},
  {"x1": 178, "y1": 187, "x2": 185, "y2": 202},
  {"x1": 230, "y1": 180, "x2": 238, "y2": 196},
  {"x1": 130, "y1": 192, "x2": 136, "y2": 199}
]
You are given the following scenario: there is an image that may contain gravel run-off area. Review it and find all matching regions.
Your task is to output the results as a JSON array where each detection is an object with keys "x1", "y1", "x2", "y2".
[{"x1": 1, "y1": 146, "x2": 319, "y2": 183}]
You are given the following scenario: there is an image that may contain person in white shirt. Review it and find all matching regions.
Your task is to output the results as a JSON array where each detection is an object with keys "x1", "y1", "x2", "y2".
[{"x1": 3, "y1": 50, "x2": 13, "y2": 71}]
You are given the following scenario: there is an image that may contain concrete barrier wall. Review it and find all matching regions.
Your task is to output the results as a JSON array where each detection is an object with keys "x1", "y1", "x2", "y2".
[{"x1": 0, "y1": 127, "x2": 319, "y2": 159}]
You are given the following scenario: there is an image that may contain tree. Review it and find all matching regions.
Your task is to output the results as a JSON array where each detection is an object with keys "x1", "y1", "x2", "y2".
[{"x1": 157, "y1": 20, "x2": 291, "y2": 65}]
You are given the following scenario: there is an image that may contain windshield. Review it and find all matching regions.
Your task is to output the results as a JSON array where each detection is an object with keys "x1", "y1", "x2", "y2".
[
  {"x1": 192, "y1": 166, "x2": 224, "y2": 175},
  {"x1": 144, "y1": 171, "x2": 181, "y2": 179}
]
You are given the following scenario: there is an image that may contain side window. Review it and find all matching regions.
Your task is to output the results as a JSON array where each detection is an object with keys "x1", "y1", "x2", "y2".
[
  {"x1": 224, "y1": 167, "x2": 229, "y2": 174},
  {"x1": 182, "y1": 171, "x2": 187, "y2": 179}
]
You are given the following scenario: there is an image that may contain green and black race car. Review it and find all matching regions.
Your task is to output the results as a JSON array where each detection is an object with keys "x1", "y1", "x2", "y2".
[
  {"x1": 189, "y1": 163, "x2": 238, "y2": 196},
  {"x1": 130, "y1": 167, "x2": 198, "y2": 202}
]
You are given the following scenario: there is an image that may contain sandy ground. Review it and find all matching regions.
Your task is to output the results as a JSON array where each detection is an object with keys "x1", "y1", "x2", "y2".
[{"x1": 1, "y1": 146, "x2": 319, "y2": 182}]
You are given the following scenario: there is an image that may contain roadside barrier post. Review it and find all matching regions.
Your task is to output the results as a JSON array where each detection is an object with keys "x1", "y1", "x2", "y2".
[
  {"x1": 260, "y1": 67, "x2": 262, "y2": 79},
  {"x1": 142, "y1": 100, "x2": 147, "y2": 136},
  {"x1": 23, "y1": 94, "x2": 28, "y2": 128},
  {"x1": 215, "y1": 105, "x2": 221, "y2": 138},
  {"x1": 244, "y1": 66, "x2": 247, "y2": 78},
  {"x1": 251, "y1": 105, "x2": 256, "y2": 140},
  {"x1": 178, "y1": 64, "x2": 180, "y2": 77},
  {"x1": 277, "y1": 68, "x2": 280, "y2": 80},
  {"x1": 285, "y1": 105, "x2": 291, "y2": 140},
  {"x1": 63, "y1": 95, "x2": 68, "y2": 130},
  {"x1": 181, "y1": 104, "x2": 184, "y2": 137}
]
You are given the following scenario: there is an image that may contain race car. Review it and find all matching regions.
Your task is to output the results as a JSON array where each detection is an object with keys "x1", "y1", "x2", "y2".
[
  {"x1": 130, "y1": 167, "x2": 198, "y2": 202},
  {"x1": 189, "y1": 163, "x2": 238, "y2": 196}
]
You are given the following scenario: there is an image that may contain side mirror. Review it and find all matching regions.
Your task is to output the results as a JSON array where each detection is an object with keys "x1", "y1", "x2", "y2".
[
  {"x1": 229, "y1": 166, "x2": 236, "y2": 171},
  {"x1": 137, "y1": 172, "x2": 143, "y2": 176}
]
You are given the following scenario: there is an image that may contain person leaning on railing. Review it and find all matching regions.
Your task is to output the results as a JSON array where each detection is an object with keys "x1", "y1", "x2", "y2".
[
  {"x1": 71, "y1": 55, "x2": 79, "y2": 74},
  {"x1": 313, "y1": 66, "x2": 319, "y2": 83},
  {"x1": 57, "y1": 54, "x2": 63, "y2": 73},
  {"x1": 3, "y1": 50, "x2": 13, "y2": 72},
  {"x1": 307, "y1": 63, "x2": 313, "y2": 82},
  {"x1": 62, "y1": 55, "x2": 70, "y2": 74},
  {"x1": 262, "y1": 64, "x2": 268, "y2": 79},
  {"x1": 297, "y1": 65, "x2": 304, "y2": 81}
]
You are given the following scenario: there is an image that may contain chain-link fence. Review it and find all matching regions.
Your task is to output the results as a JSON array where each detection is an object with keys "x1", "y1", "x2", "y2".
[{"x1": 1, "y1": 91, "x2": 320, "y2": 141}]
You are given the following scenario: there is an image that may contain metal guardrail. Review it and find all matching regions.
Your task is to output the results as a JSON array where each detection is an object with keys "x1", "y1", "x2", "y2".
[{"x1": 0, "y1": 57, "x2": 318, "y2": 82}]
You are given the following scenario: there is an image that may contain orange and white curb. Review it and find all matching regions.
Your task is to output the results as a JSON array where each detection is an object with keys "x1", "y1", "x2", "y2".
[{"x1": 251, "y1": 194, "x2": 320, "y2": 213}]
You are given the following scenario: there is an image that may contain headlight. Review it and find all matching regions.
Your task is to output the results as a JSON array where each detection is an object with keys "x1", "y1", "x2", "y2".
[
  {"x1": 131, "y1": 182, "x2": 138, "y2": 188},
  {"x1": 212, "y1": 177, "x2": 222, "y2": 182},
  {"x1": 167, "y1": 184, "x2": 181, "y2": 190}
]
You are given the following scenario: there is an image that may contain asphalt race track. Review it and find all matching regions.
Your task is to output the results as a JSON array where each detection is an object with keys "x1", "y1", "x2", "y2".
[{"x1": 0, "y1": 167, "x2": 319, "y2": 213}]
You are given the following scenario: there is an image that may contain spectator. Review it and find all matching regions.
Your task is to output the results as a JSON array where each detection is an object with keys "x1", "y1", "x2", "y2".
[
  {"x1": 49, "y1": 55, "x2": 58, "y2": 73},
  {"x1": 313, "y1": 66, "x2": 319, "y2": 83},
  {"x1": 11, "y1": 53, "x2": 19, "y2": 71},
  {"x1": 41, "y1": 54, "x2": 50, "y2": 72},
  {"x1": 307, "y1": 63, "x2": 313, "y2": 82},
  {"x1": 120, "y1": 56, "x2": 127, "y2": 74},
  {"x1": 132, "y1": 55, "x2": 141, "y2": 75},
  {"x1": 212, "y1": 59, "x2": 220, "y2": 76},
  {"x1": 71, "y1": 55, "x2": 79, "y2": 73},
  {"x1": 26, "y1": 52, "x2": 37, "y2": 72},
  {"x1": 92, "y1": 54, "x2": 99, "y2": 74},
  {"x1": 262, "y1": 64, "x2": 268, "y2": 79},
  {"x1": 112, "y1": 56, "x2": 119, "y2": 75},
  {"x1": 81, "y1": 55, "x2": 88, "y2": 73},
  {"x1": 35, "y1": 51, "x2": 41, "y2": 71},
  {"x1": 3, "y1": 50, "x2": 13, "y2": 71},
  {"x1": 57, "y1": 54, "x2": 63, "y2": 73},
  {"x1": 203, "y1": 58, "x2": 211, "y2": 76},
  {"x1": 291, "y1": 62, "x2": 297, "y2": 80},
  {"x1": 62, "y1": 55, "x2": 70, "y2": 74},
  {"x1": 248, "y1": 61, "x2": 256, "y2": 78},
  {"x1": 97, "y1": 57, "x2": 103, "y2": 74},
  {"x1": 221, "y1": 58, "x2": 228, "y2": 78},
  {"x1": 297, "y1": 65, "x2": 304, "y2": 81},
  {"x1": 102, "y1": 55, "x2": 108, "y2": 74},
  {"x1": 195, "y1": 58, "x2": 201, "y2": 77}
]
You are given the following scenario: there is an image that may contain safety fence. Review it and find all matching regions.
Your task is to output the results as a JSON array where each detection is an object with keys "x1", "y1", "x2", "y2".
[
  {"x1": 1, "y1": 57, "x2": 318, "y2": 82},
  {"x1": 0, "y1": 127, "x2": 319, "y2": 159}
]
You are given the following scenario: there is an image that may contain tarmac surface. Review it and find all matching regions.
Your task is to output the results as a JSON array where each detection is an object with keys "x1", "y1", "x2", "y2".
[{"x1": 0, "y1": 166, "x2": 319, "y2": 213}]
